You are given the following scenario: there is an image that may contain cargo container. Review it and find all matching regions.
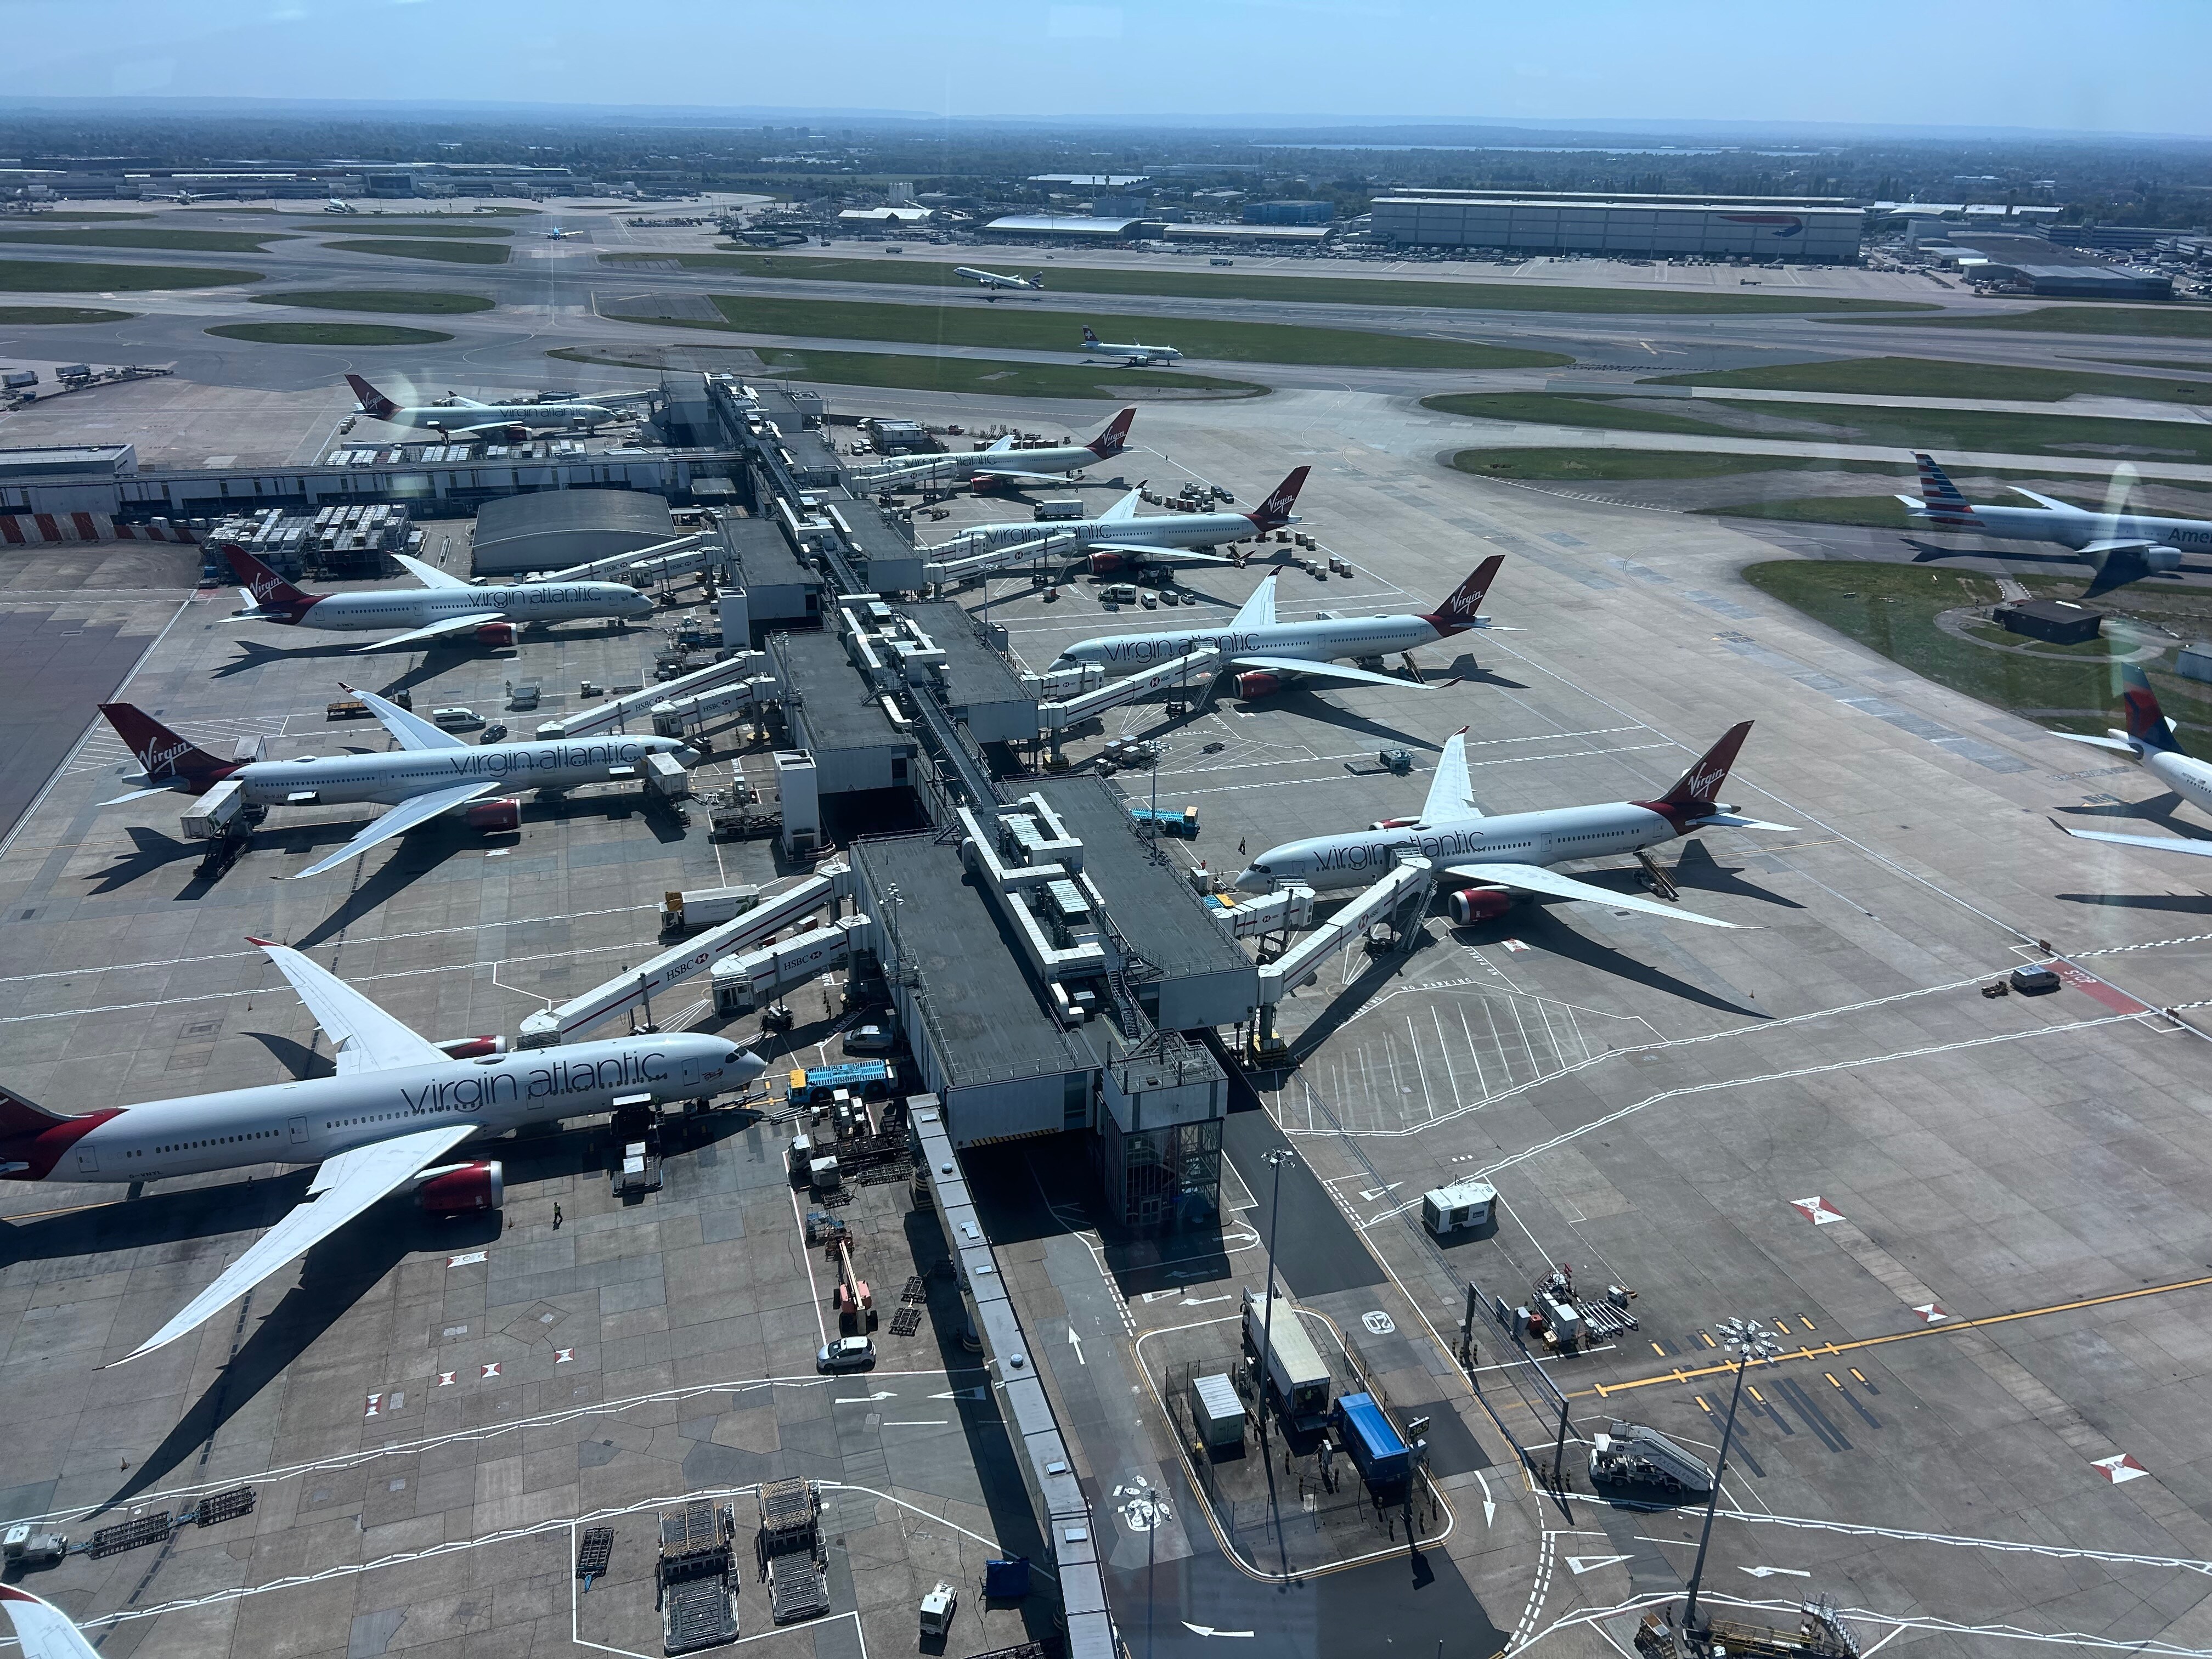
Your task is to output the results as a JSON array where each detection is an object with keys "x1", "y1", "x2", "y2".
[
  {"x1": 1189, "y1": 1373, "x2": 1246, "y2": 1449},
  {"x1": 645, "y1": 751, "x2": 692, "y2": 800},
  {"x1": 661, "y1": 885, "x2": 762, "y2": 930},
  {"x1": 1420, "y1": 1178, "x2": 1496, "y2": 1237},
  {"x1": 1033, "y1": 500, "x2": 1085, "y2": 521},
  {"x1": 1330, "y1": 1392, "x2": 1412, "y2": 1488},
  {"x1": 1242, "y1": 1289, "x2": 1331, "y2": 1427}
]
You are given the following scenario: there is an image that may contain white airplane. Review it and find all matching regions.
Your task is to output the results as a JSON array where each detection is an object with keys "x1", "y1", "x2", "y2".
[
  {"x1": 0, "y1": 935, "x2": 764, "y2": 1366},
  {"x1": 0, "y1": 1585, "x2": 101, "y2": 1659},
  {"x1": 2051, "y1": 664, "x2": 2212, "y2": 857},
  {"x1": 323, "y1": 198, "x2": 360, "y2": 215},
  {"x1": 955, "y1": 266, "x2": 1045, "y2": 297},
  {"x1": 1235, "y1": 722, "x2": 1793, "y2": 932},
  {"x1": 1053, "y1": 557, "x2": 1509, "y2": 699},
  {"x1": 924, "y1": 466, "x2": 1308, "y2": 575},
  {"x1": 1081, "y1": 325, "x2": 1181, "y2": 365},
  {"x1": 858, "y1": 407, "x2": 1135, "y2": 492},
  {"x1": 345, "y1": 374, "x2": 620, "y2": 442},
  {"x1": 1899, "y1": 453, "x2": 2205, "y2": 574},
  {"x1": 227, "y1": 544, "x2": 651, "y2": 652},
  {"x1": 98, "y1": 691, "x2": 692, "y2": 880}
]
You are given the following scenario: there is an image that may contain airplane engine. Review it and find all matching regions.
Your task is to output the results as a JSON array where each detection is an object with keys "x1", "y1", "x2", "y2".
[
  {"x1": 435, "y1": 1035, "x2": 507, "y2": 1059},
  {"x1": 1234, "y1": 672, "x2": 1283, "y2": 698},
  {"x1": 1086, "y1": 552, "x2": 1130, "y2": 575},
  {"x1": 414, "y1": 1160, "x2": 504, "y2": 1215},
  {"x1": 465, "y1": 797, "x2": 522, "y2": 832},
  {"x1": 1448, "y1": 887, "x2": 1513, "y2": 925},
  {"x1": 2147, "y1": 545, "x2": 2185, "y2": 572},
  {"x1": 475, "y1": 622, "x2": 519, "y2": 647},
  {"x1": 1369, "y1": 816, "x2": 1421, "y2": 830}
]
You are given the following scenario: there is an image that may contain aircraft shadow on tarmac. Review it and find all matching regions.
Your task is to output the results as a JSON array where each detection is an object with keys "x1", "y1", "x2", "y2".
[
  {"x1": 2057, "y1": 890, "x2": 2212, "y2": 913},
  {"x1": 1669, "y1": 840, "x2": 1806, "y2": 910},
  {"x1": 1453, "y1": 896, "x2": 1767, "y2": 1020},
  {"x1": 242, "y1": 1031, "x2": 336, "y2": 1080},
  {"x1": 1429, "y1": 652, "x2": 1527, "y2": 691},
  {"x1": 84, "y1": 826, "x2": 212, "y2": 897},
  {"x1": 2053, "y1": 791, "x2": 2198, "y2": 832}
]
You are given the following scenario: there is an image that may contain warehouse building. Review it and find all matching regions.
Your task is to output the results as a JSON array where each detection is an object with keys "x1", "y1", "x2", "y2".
[
  {"x1": 1932, "y1": 232, "x2": 2172, "y2": 300},
  {"x1": 981, "y1": 215, "x2": 1142, "y2": 241},
  {"x1": 1370, "y1": 195, "x2": 1864, "y2": 262},
  {"x1": 1243, "y1": 200, "x2": 1333, "y2": 225},
  {"x1": 470, "y1": 488, "x2": 673, "y2": 576}
]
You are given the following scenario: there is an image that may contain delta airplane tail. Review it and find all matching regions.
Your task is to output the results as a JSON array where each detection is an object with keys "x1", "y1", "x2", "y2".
[
  {"x1": 345, "y1": 373, "x2": 401, "y2": 419},
  {"x1": 2121, "y1": 663, "x2": 2183, "y2": 754},
  {"x1": 1900, "y1": 452, "x2": 1983, "y2": 528},
  {"x1": 1087, "y1": 407, "x2": 1137, "y2": 458},
  {"x1": 225, "y1": 544, "x2": 322, "y2": 621},
  {"x1": 1659, "y1": 721, "x2": 1755, "y2": 810},
  {"x1": 1420, "y1": 556, "x2": 1505, "y2": 634},
  {"x1": 97, "y1": 703, "x2": 234, "y2": 789},
  {"x1": 1248, "y1": 466, "x2": 1311, "y2": 530}
]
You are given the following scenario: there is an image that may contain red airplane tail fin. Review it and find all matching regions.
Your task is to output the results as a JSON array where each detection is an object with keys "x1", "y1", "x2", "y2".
[
  {"x1": 1248, "y1": 466, "x2": 1310, "y2": 529},
  {"x1": 1088, "y1": 407, "x2": 1136, "y2": 458},
  {"x1": 1420, "y1": 556, "x2": 1504, "y2": 634},
  {"x1": 224, "y1": 544, "x2": 319, "y2": 617},
  {"x1": 97, "y1": 704, "x2": 230, "y2": 785},
  {"x1": 345, "y1": 373, "x2": 399, "y2": 418},
  {"x1": 1661, "y1": 722, "x2": 1754, "y2": 809},
  {"x1": 0, "y1": 1087, "x2": 66, "y2": 1141}
]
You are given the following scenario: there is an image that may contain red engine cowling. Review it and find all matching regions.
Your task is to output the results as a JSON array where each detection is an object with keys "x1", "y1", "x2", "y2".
[
  {"x1": 1448, "y1": 887, "x2": 1513, "y2": 924},
  {"x1": 1369, "y1": 816, "x2": 1421, "y2": 830},
  {"x1": 415, "y1": 1160, "x2": 504, "y2": 1215},
  {"x1": 1086, "y1": 552, "x2": 1129, "y2": 574},
  {"x1": 435, "y1": 1035, "x2": 507, "y2": 1059},
  {"x1": 466, "y1": 797, "x2": 521, "y2": 832},
  {"x1": 1234, "y1": 672, "x2": 1282, "y2": 698},
  {"x1": 476, "y1": 622, "x2": 519, "y2": 647}
]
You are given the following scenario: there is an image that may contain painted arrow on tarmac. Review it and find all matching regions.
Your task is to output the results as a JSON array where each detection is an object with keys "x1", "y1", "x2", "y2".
[
  {"x1": 929, "y1": 1387, "x2": 990, "y2": 1401},
  {"x1": 1475, "y1": 1470, "x2": 1496, "y2": 1527},
  {"x1": 1182, "y1": 1624, "x2": 1256, "y2": 1639},
  {"x1": 1740, "y1": 1566, "x2": 1812, "y2": 1579},
  {"x1": 1180, "y1": 1295, "x2": 1233, "y2": 1307},
  {"x1": 1067, "y1": 1327, "x2": 1086, "y2": 1364},
  {"x1": 1566, "y1": 1555, "x2": 1632, "y2": 1575}
]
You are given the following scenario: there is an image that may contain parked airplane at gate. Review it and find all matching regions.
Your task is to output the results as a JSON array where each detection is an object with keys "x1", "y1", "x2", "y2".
[
  {"x1": 1900, "y1": 453, "x2": 2208, "y2": 573},
  {"x1": 98, "y1": 690, "x2": 692, "y2": 880},
  {"x1": 923, "y1": 467, "x2": 1308, "y2": 574},
  {"x1": 0, "y1": 935, "x2": 764, "y2": 1365},
  {"x1": 955, "y1": 266, "x2": 1044, "y2": 296},
  {"x1": 2050, "y1": 664, "x2": 2212, "y2": 857},
  {"x1": 859, "y1": 407, "x2": 1135, "y2": 491},
  {"x1": 1052, "y1": 558, "x2": 1510, "y2": 697},
  {"x1": 1080, "y1": 325, "x2": 1181, "y2": 365},
  {"x1": 1235, "y1": 722, "x2": 1792, "y2": 929},
  {"x1": 344, "y1": 374, "x2": 620, "y2": 442},
  {"x1": 227, "y1": 544, "x2": 652, "y2": 652}
]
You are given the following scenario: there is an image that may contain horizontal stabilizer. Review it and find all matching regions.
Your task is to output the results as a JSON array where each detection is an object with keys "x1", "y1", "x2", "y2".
[
  {"x1": 1443, "y1": 860, "x2": 1746, "y2": 928},
  {"x1": 2051, "y1": 731, "x2": 2140, "y2": 755},
  {"x1": 1686, "y1": 812, "x2": 1797, "y2": 832},
  {"x1": 100, "y1": 785, "x2": 175, "y2": 806},
  {"x1": 2058, "y1": 823, "x2": 2212, "y2": 858}
]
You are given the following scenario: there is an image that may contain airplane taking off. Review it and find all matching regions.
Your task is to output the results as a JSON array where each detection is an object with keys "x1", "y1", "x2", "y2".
[
  {"x1": 345, "y1": 374, "x2": 621, "y2": 442},
  {"x1": 0, "y1": 1585, "x2": 101, "y2": 1659},
  {"x1": 1080, "y1": 325, "x2": 1181, "y2": 365},
  {"x1": 1235, "y1": 722, "x2": 1792, "y2": 931},
  {"x1": 2050, "y1": 664, "x2": 2212, "y2": 857},
  {"x1": 924, "y1": 466, "x2": 1308, "y2": 574},
  {"x1": 859, "y1": 407, "x2": 1135, "y2": 491},
  {"x1": 1052, "y1": 558, "x2": 1510, "y2": 698},
  {"x1": 1899, "y1": 453, "x2": 2207, "y2": 574},
  {"x1": 0, "y1": 935, "x2": 764, "y2": 1365},
  {"x1": 226, "y1": 544, "x2": 652, "y2": 652},
  {"x1": 954, "y1": 266, "x2": 1045, "y2": 296},
  {"x1": 98, "y1": 690, "x2": 692, "y2": 880}
]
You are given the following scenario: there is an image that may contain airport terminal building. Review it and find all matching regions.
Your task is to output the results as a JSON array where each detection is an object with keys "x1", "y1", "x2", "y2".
[{"x1": 1370, "y1": 194, "x2": 1864, "y2": 262}]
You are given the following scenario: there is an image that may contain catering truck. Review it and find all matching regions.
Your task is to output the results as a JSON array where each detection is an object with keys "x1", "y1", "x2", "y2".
[{"x1": 1242, "y1": 1289, "x2": 1332, "y2": 1429}]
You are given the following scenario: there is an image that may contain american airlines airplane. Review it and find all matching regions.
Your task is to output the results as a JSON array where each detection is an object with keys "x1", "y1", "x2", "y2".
[
  {"x1": 1235, "y1": 722, "x2": 1792, "y2": 930},
  {"x1": 955, "y1": 266, "x2": 1045, "y2": 296},
  {"x1": 0, "y1": 935, "x2": 764, "y2": 1366},
  {"x1": 1052, "y1": 558, "x2": 1509, "y2": 697},
  {"x1": 859, "y1": 407, "x2": 1135, "y2": 492},
  {"x1": 228, "y1": 544, "x2": 652, "y2": 652},
  {"x1": 1080, "y1": 325, "x2": 1181, "y2": 365},
  {"x1": 345, "y1": 374, "x2": 621, "y2": 442},
  {"x1": 98, "y1": 689, "x2": 693, "y2": 879},
  {"x1": 2050, "y1": 664, "x2": 2212, "y2": 857},
  {"x1": 0, "y1": 1585, "x2": 100, "y2": 1659},
  {"x1": 924, "y1": 467, "x2": 1308, "y2": 574},
  {"x1": 1899, "y1": 453, "x2": 2207, "y2": 574}
]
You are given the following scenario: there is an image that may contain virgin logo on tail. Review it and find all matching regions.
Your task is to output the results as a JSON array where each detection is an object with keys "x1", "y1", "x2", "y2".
[
  {"x1": 143, "y1": 736, "x2": 198, "y2": 776},
  {"x1": 1089, "y1": 408, "x2": 1136, "y2": 457},
  {"x1": 1681, "y1": 763, "x2": 1726, "y2": 800},
  {"x1": 249, "y1": 569, "x2": 285, "y2": 603},
  {"x1": 1249, "y1": 466, "x2": 1310, "y2": 527}
]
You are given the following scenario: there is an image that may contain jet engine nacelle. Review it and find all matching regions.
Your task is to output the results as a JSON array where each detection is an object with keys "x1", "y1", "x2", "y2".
[
  {"x1": 465, "y1": 797, "x2": 522, "y2": 832},
  {"x1": 1234, "y1": 672, "x2": 1283, "y2": 698},
  {"x1": 2147, "y1": 545, "x2": 2185, "y2": 572},
  {"x1": 1370, "y1": 816, "x2": 1421, "y2": 831},
  {"x1": 475, "y1": 622, "x2": 519, "y2": 647},
  {"x1": 414, "y1": 1160, "x2": 504, "y2": 1214},
  {"x1": 1448, "y1": 886, "x2": 1513, "y2": 924},
  {"x1": 1086, "y1": 552, "x2": 1131, "y2": 575},
  {"x1": 435, "y1": 1035, "x2": 507, "y2": 1059}
]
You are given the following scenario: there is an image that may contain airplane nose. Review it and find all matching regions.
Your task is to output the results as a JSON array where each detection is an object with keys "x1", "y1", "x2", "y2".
[{"x1": 1232, "y1": 868, "x2": 1267, "y2": 893}]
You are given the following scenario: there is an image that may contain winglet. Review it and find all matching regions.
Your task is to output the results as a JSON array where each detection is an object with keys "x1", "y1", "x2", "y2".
[{"x1": 245, "y1": 934, "x2": 278, "y2": 947}]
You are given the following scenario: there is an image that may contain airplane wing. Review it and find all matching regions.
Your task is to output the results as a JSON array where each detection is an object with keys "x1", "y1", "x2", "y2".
[
  {"x1": 2076, "y1": 539, "x2": 2164, "y2": 559},
  {"x1": 392, "y1": 552, "x2": 472, "y2": 591},
  {"x1": 2058, "y1": 823, "x2": 2212, "y2": 857},
  {"x1": 106, "y1": 1120, "x2": 478, "y2": 1367},
  {"x1": 969, "y1": 467, "x2": 1081, "y2": 484},
  {"x1": 279, "y1": 780, "x2": 502, "y2": 880},
  {"x1": 346, "y1": 684, "x2": 470, "y2": 751},
  {"x1": 1423, "y1": 727, "x2": 1477, "y2": 823},
  {"x1": 1230, "y1": 571, "x2": 1278, "y2": 631},
  {"x1": 985, "y1": 434, "x2": 1016, "y2": 453},
  {"x1": 2008, "y1": 486, "x2": 2075, "y2": 511},
  {"x1": 247, "y1": 936, "x2": 445, "y2": 1074},
  {"x1": 350, "y1": 611, "x2": 511, "y2": 653},
  {"x1": 1442, "y1": 861, "x2": 1745, "y2": 928},
  {"x1": 1084, "y1": 543, "x2": 1238, "y2": 568},
  {"x1": 445, "y1": 396, "x2": 488, "y2": 409},
  {"x1": 1229, "y1": 654, "x2": 1428, "y2": 689},
  {"x1": 0, "y1": 1585, "x2": 102, "y2": 1659},
  {"x1": 1098, "y1": 489, "x2": 1143, "y2": 524}
]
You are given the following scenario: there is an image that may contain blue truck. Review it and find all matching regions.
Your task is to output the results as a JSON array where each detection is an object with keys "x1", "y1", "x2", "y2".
[
  {"x1": 1128, "y1": 805, "x2": 1199, "y2": 839},
  {"x1": 785, "y1": 1060, "x2": 894, "y2": 1106},
  {"x1": 1330, "y1": 1392, "x2": 1413, "y2": 1488}
]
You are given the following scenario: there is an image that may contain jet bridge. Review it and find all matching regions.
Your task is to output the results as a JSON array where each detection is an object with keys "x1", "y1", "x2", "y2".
[
  {"x1": 1252, "y1": 857, "x2": 1432, "y2": 1058},
  {"x1": 923, "y1": 529, "x2": 1076, "y2": 588},
  {"x1": 1041, "y1": 647, "x2": 1221, "y2": 738},
  {"x1": 538, "y1": 651, "x2": 765, "y2": 738},
  {"x1": 649, "y1": 674, "x2": 780, "y2": 738},
  {"x1": 521, "y1": 531, "x2": 716, "y2": 585}
]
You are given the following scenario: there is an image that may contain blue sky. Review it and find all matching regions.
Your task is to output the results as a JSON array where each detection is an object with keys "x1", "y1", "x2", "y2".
[{"x1": 7, "y1": 0, "x2": 2209, "y2": 138}]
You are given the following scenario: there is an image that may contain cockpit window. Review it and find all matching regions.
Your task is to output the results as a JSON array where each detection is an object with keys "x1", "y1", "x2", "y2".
[{"x1": 1251, "y1": 863, "x2": 1271, "y2": 874}]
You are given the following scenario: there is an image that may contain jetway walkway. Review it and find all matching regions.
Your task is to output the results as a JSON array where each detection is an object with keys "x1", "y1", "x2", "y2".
[
  {"x1": 1252, "y1": 858, "x2": 1433, "y2": 1057},
  {"x1": 923, "y1": 529, "x2": 1075, "y2": 589},
  {"x1": 1041, "y1": 648, "x2": 1220, "y2": 738},
  {"x1": 521, "y1": 531, "x2": 716, "y2": 585},
  {"x1": 539, "y1": 651, "x2": 765, "y2": 738},
  {"x1": 651, "y1": 674, "x2": 779, "y2": 738}
]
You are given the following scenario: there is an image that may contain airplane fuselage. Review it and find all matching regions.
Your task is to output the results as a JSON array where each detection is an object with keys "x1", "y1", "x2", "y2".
[
  {"x1": 1239, "y1": 802, "x2": 1681, "y2": 893},
  {"x1": 1082, "y1": 341, "x2": 1180, "y2": 361},
  {"x1": 1054, "y1": 613, "x2": 1452, "y2": 674},
  {"x1": 365, "y1": 402, "x2": 614, "y2": 434},
  {"x1": 1916, "y1": 503, "x2": 2212, "y2": 556},
  {"x1": 866, "y1": 443, "x2": 1107, "y2": 483},
  {"x1": 8, "y1": 1034, "x2": 751, "y2": 1185},
  {"x1": 929, "y1": 506, "x2": 1274, "y2": 557},
  {"x1": 249, "y1": 580, "x2": 652, "y2": 633},
  {"x1": 219, "y1": 733, "x2": 689, "y2": 809}
]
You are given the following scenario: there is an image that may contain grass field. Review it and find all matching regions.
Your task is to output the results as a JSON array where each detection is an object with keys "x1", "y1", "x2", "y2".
[
  {"x1": 1699, "y1": 495, "x2": 1916, "y2": 529},
  {"x1": 324, "y1": 239, "x2": 512, "y2": 266},
  {"x1": 550, "y1": 342, "x2": 1264, "y2": 399},
  {"x1": 7, "y1": 211, "x2": 154, "y2": 221},
  {"x1": 620, "y1": 293, "x2": 1568, "y2": 370},
  {"x1": 605, "y1": 249, "x2": 1941, "y2": 317},
  {"x1": 1451, "y1": 448, "x2": 1903, "y2": 483},
  {"x1": 1642, "y1": 354, "x2": 2212, "y2": 405},
  {"x1": 1825, "y1": 304, "x2": 2212, "y2": 340},
  {"x1": 0, "y1": 225, "x2": 294, "y2": 253},
  {"x1": 206, "y1": 321, "x2": 455, "y2": 346},
  {"x1": 0, "y1": 258, "x2": 261, "y2": 291},
  {"x1": 1423, "y1": 390, "x2": 1745, "y2": 437},
  {"x1": 250, "y1": 289, "x2": 494, "y2": 314},
  {"x1": 294, "y1": 221, "x2": 512, "y2": 238},
  {"x1": 0, "y1": 305, "x2": 134, "y2": 324}
]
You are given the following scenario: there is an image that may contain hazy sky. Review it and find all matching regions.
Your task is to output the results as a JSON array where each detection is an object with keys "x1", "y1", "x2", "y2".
[{"x1": 7, "y1": 0, "x2": 2209, "y2": 138}]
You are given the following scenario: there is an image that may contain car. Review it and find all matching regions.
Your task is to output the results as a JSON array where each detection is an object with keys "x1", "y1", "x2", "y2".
[
  {"x1": 432, "y1": 706, "x2": 482, "y2": 730},
  {"x1": 844, "y1": 1023, "x2": 896, "y2": 1055},
  {"x1": 817, "y1": 1336, "x2": 876, "y2": 1373},
  {"x1": 2010, "y1": 964, "x2": 2063, "y2": 995}
]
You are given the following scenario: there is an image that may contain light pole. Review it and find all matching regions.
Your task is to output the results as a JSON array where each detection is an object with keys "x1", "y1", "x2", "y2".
[
  {"x1": 1256, "y1": 1148, "x2": 1294, "y2": 1443},
  {"x1": 1681, "y1": 1317, "x2": 1780, "y2": 1639}
]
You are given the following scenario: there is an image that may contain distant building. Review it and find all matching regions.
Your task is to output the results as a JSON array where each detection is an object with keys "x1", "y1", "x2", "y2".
[
  {"x1": 471, "y1": 488, "x2": 672, "y2": 577},
  {"x1": 982, "y1": 215, "x2": 1143, "y2": 240},
  {"x1": 1243, "y1": 200, "x2": 1333, "y2": 225},
  {"x1": 1370, "y1": 194, "x2": 1864, "y2": 262},
  {"x1": 838, "y1": 206, "x2": 933, "y2": 229},
  {"x1": 1090, "y1": 194, "x2": 1150, "y2": 218},
  {"x1": 1996, "y1": 599, "x2": 2101, "y2": 646},
  {"x1": 1941, "y1": 232, "x2": 2172, "y2": 300}
]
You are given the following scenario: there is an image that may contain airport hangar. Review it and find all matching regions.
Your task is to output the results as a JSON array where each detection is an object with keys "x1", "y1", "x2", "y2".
[{"x1": 1369, "y1": 190, "x2": 1865, "y2": 261}]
